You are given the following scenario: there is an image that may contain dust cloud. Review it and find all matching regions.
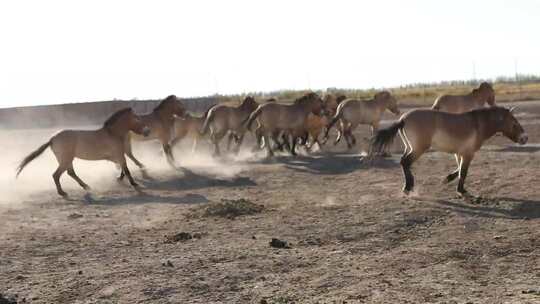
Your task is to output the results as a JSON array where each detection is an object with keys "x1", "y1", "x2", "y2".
[{"x1": 0, "y1": 126, "x2": 258, "y2": 207}]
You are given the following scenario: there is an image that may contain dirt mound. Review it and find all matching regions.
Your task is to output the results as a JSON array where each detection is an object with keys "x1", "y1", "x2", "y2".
[
  {"x1": 191, "y1": 198, "x2": 263, "y2": 219},
  {"x1": 164, "y1": 232, "x2": 205, "y2": 244},
  {"x1": 269, "y1": 238, "x2": 291, "y2": 249}
]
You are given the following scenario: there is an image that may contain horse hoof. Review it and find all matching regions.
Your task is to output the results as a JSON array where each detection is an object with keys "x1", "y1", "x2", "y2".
[
  {"x1": 58, "y1": 191, "x2": 68, "y2": 197},
  {"x1": 457, "y1": 190, "x2": 471, "y2": 198}
]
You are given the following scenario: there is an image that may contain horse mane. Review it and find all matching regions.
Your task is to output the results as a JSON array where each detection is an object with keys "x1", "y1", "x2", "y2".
[
  {"x1": 479, "y1": 82, "x2": 493, "y2": 91},
  {"x1": 336, "y1": 95, "x2": 347, "y2": 104},
  {"x1": 154, "y1": 95, "x2": 177, "y2": 112},
  {"x1": 294, "y1": 92, "x2": 317, "y2": 104},
  {"x1": 103, "y1": 108, "x2": 132, "y2": 128},
  {"x1": 240, "y1": 96, "x2": 255, "y2": 106}
]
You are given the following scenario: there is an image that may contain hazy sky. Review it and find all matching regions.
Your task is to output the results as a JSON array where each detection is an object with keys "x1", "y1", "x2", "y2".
[{"x1": 1, "y1": 0, "x2": 539, "y2": 107}]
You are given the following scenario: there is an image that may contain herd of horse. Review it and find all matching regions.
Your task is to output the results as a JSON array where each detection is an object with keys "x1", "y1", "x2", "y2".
[{"x1": 16, "y1": 82, "x2": 528, "y2": 198}]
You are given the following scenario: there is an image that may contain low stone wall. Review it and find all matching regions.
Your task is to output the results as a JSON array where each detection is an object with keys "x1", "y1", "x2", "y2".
[{"x1": 0, "y1": 97, "x2": 217, "y2": 129}]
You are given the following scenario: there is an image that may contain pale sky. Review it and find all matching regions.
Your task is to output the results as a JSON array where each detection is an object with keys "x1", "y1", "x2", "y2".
[{"x1": 0, "y1": 0, "x2": 539, "y2": 108}]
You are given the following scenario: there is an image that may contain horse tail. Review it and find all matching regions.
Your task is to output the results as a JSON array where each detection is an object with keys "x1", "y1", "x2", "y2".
[
  {"x1": 369, "y1": 120, "x2": 405, "y2": 156},
  {"x1": 200, "y1": 108, "x2": 215, "y2": 135},
  {"x1": 16, "y1": 140, "x2": 51, "y2": 177},
  {"x1": 431, "y1": 96, "x2": 442, "y2": 111},
  {"x1": 323, "y1": 107, "x2": 343, "y2": 139},
  {"x1": 243, "y1": 106, "x2": 263, "y2": 131},
  {"x1": 202, "y1": 104, "x2": 215, "y2": 118}
]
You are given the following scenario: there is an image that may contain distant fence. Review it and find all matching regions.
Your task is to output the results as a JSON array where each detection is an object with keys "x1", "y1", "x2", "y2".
[{"x1": 0, "y1": 97, "x2": 218, "y2": 129}]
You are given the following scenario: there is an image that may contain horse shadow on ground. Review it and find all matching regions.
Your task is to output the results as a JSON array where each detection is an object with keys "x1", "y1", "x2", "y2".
[
  {"x1": 279, "y1": 153, "x2": 399, "y2": 175},
  {"x1": 82, "y1": 191, "x2": 209, "y2": 206},
  {"x1": 138, "y1": 167, "x2": 256, "y2": 191},
  {"x1": 432, "y1": 196, "x2": 540, "y2": 220}
]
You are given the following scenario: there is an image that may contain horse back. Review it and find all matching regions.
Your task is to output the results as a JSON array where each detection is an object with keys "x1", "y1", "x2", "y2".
[{"x1": 404, "y1": 110, "x2": 479, "y2": 153}]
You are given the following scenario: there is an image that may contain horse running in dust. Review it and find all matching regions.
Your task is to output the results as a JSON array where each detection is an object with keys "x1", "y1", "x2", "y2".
[
  {"x1": 200, "y1": 96, "x2": 259, "y2": 156},
  {"x1": 324, "y1": 91, "x2": 400, "y2": 149},
  {"x1": 297, "y1": 94, "x2": 347, "y2": 150},
  {"x1": 369, "y1": 106, "x2": 527, "y2": 196},
  {"x1": 16, "y1": 108, "x2": 150, "y2": 197},
  {"x1": 170, "y1": 105, "x2": 214, "y2": 153},
  {"x1": 432, "y1": 82, "x2": 496, "y2": 113},
  {"x1": 121, "y1": 95, "x2": 186, "y2": 177},
  {"x1": 244, "y1": 92, "x2": 325, "y2": 157}
]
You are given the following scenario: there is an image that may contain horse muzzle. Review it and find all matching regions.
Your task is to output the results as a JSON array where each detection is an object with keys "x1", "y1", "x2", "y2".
[
  {"x1": 518, "y1": 133, "x2": 528, "y2": 145},
  {"x1": 142, "y1": 126, "x2": 151, "y2": 137}
]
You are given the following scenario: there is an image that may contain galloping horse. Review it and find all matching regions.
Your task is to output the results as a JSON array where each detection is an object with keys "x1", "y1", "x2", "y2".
[
  {"x1": 370, "y1": 107, "x2": 527, "y2": 196},
  {"x1": 201, "y1": 96, "x2": 259, "y2": 156},
  {"x1": 16, "y1": 108, "x2": 150, "y2": 197},
  {"x1": 244, "y1": 92, "x2": 324, "y2": 157},
  {"x1": 324, "y1": 91, "x2": 400, "y2": 149},
  {"x1": 171, "y1": 105, "x2": 214, "y2": 153},
  {"x1": 123, "y1": 95, "x2": 186, "y2": 171},
  {"x1": 432, "y1": 82, "x2": 496, "y2": 113}
]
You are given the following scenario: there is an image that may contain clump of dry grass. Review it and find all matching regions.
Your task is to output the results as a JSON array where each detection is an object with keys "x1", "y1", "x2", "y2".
[{"x1": 190, "y1": 198, "x2": 264, "y2": 219}]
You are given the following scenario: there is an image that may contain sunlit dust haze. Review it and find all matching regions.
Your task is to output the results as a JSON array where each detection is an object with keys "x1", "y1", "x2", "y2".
[
  {"x1": 1, "y1": 0, "x2": 539, "y2": 108},
  {"x1": 0, "y1": 126, "x2": 257, "y2": 207}
]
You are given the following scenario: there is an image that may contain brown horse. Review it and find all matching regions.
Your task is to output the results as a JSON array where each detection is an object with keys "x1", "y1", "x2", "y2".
[
  {"x1": 171, "y1": 105, "x2": 214, "y2": 153},
  {"x1": 16, "y1": 108, "x2": 150, "y2": 197},
  {"x1": 370, "y1": 107, "x2": 527, "y2": 196},
  {"x1": 123, "y1": 95, "x2": 186, "y2": 171},
  {"x1": 323, "y1": 93, "x2": 347, "y2": 116},
  {"x1": 244, "y1": 92, "x2": 324, "y2": 156},
  {"x1": 201, "y1": 96, "x2": 259, "y2": 155},
  {"x1": 432, "y1": 82, "x2": 496, "y2": 113},
  {"x1": 324, "y1": 91, "x2": 400, "y2": 149}
]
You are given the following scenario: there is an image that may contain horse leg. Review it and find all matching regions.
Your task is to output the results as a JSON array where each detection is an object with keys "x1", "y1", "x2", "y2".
[
  {"x1": 280, "y1": 132, "x2": 292, "y2": 152},
  {"x1": 126, "y1": 150, "x2": 145, "y2": 170},
  {"x1": 456, "y1": 154, "x2": 473, "y2": 196},
  {"x1": 334, "y1": 120, "x2": 345, "y2": 145},
  {"x1": 191, "y1": 136, "x2": 199, "y2": 153},
  {"x1": 162, "y1": 143, "x2": 176, "y2": 167},
  {"x1": 264, "y1": 134, "x2": 274, "y2": 157},
  {"x1": 119, "y1": 157, "x2": 139, "y2": 188},
  {"x1": 400, "y1": 150, "x2": 423, "y2": 194},
  {"x1": 348, "y1": 129, "x2": 357, "y2": 147},
  {"x1": 444, "y1": 154, "x2": 461, "y2": 184},
  {"x1": 170, "y1": 136, "x2": 183, "y2": 149},
  {"x1": 67, "y1": 166, "x2": 90, "y2": 190},
  {"x1": 212, "y1": 131, "x2": 225, "y2": 156},
  {"x1": 226, "y1": 132, "x2": 234, "y2": 151},
  {"x1": 124, "y1": 140, "x2": 146, "y2": 178},
  {"x1": 52, "y1": 164, "x2": 69, "y2": 197},
  {"x1": 290, "y1": 135, "x2": 298, "y2": 156},
  {"x1": 234, "y1": 133, "x2": 245, "y2": 154},
  {"x1": 344, "y1": 129, "x2": 354, "y2": 149}
]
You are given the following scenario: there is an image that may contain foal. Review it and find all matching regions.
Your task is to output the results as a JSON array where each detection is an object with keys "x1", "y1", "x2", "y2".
[
  {"x1": 124, "y1": 95, "x2": 186, "y2": 169},
  {"x1": 370, "y1": 107, "x2": 527, "y2": 196},
  {"x1": 324, "y1": 91, "x2": 400, "y2": 149}
]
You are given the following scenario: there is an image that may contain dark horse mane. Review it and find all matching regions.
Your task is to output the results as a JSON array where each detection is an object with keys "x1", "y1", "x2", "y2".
[
  {"x1": 103, "y1": 108, "x2": 132, "y2": 129},
  {"x1": 240, "y1": 96, "x2": 255, "y2": 105},
  {"x1": 294, "y1": 92, "x2": 318, "y2": 104},
  {"x1": 154, "y1": 95, "x2": 177, "y2": 112}
]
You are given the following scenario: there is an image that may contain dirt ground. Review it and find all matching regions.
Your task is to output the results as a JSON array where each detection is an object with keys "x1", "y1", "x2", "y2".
[{"x1": 1, "y1": 102, "x2": 540, "y2": 304}]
